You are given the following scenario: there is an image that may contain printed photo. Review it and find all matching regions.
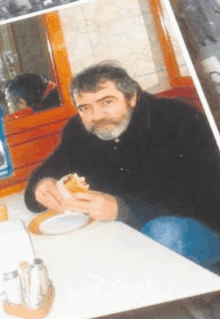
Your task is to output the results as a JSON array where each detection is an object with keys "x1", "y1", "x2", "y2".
[
  {"x1": 0, "y1": 0, "x2": 220, "y2": 318},
  {"x1": 0, "y1": 0, "x2": 93, "y2": 26},
  {"x1": 169, "y1": 0, "x2": 220, "y2": 130}
]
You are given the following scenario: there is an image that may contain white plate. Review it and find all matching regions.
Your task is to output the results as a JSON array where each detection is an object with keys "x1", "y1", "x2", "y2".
[{"x1": 39, "y1": 211, "x2": 90, "y2": 235}]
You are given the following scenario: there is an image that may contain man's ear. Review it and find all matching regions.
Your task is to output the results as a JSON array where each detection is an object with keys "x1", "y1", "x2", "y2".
[
  {"x1": 130, "y1": 91, "x2": 137, "y2": 108},
  {"x1": 17, "y1": 98, "x2": 27, "y2": 109}
]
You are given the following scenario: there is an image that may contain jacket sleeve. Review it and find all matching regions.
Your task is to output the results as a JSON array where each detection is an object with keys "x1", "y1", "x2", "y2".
[
  {"x1": 24, "y1": 117, "x2": 79, "y2": 213},
  {"x1": 116, "y1": 194, "x2": 173, "y2": 230}
]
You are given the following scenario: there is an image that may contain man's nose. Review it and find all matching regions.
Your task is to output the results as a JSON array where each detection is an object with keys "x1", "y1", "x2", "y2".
[{"x1": 91, "y1": 106, "x2": 103, "y2": 121}]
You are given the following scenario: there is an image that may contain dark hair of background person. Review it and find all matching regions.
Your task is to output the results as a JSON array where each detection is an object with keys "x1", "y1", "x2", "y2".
[
  {"x1": 70, "y1": 61, "x2": 142, "y2": 102},
  {"x1": 5, "y1": 73, "x2": 61, "y2": 113}
]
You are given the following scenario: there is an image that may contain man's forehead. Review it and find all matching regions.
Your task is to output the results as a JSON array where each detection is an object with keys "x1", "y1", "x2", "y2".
[{"x1": 73, "y1": 80, "x2": 121, "y2": 102}]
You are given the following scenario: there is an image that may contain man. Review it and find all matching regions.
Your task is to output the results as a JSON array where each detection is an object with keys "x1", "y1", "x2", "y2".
[
  {"x1": 25, "y1": 62, "x2": 220, "y2": 268},
  {"x1": 4, "y1": 73, "x2": 61, "y2": 120}
]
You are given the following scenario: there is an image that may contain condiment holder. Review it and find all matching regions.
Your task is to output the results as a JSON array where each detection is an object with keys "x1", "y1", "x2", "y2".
[
  {"x1": 3, "y1": 284, "x2": 55, "y2": 319},
  {"x1": 0, "y1": 207, "x2": 55, "y2": 318},
  {"x1": 2, "y1": 259, "x2": 55, "y2": 319}
]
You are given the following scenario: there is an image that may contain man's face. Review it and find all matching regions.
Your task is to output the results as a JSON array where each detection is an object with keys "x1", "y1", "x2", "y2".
[{"x1": 73, "y1": 80, "x2": 137, "y2": 140}]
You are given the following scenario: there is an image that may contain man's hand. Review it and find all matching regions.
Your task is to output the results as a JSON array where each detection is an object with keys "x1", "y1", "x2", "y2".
[
  {"x1": 35, "y1": 178, "x2": 64, "y2": 212},
  {"x1": 63, "y1": 191, "x2": 118, "y2": 221},
  {"x1": 35, "y1": 179, "x2": 118, "y2": 221}
]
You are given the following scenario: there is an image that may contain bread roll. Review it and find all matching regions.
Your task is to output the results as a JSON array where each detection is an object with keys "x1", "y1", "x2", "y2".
[{"x1": 63, "y1": 173, "x2": 89, "y2": 193}]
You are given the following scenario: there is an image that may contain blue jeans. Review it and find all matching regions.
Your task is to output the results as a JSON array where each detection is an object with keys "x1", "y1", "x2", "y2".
[{"x1": 141, "y1": 217, "x2": 220, "y2": 268}]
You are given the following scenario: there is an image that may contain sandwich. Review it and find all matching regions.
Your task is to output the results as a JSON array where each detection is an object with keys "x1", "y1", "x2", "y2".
[{"x1": 63, "y1": 173, "x2": 89, "y2": 193}]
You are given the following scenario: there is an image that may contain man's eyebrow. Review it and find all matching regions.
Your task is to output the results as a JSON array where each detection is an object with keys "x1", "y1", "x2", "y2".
[
  {"x1": 96, "y1": 95, "x2": 117, "y2": 103},
  {"x1": 76, "y1": 96, "x2": 117, "y2": 109}
]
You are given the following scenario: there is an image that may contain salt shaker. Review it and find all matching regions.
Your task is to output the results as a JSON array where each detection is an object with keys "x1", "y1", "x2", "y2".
[
  {"x1": 3, "y1": 270, "x2": 23, "y2": 305},
  {"x1": 19, "y1": 261, "x2": 30, "y2": 305},
  {"x1": 28, "y1": 262, "x2": 44, "y2": 310},
  {"x1": 33, "y1": 258, "x2": 49, "y2": 296},
  {"x1": 28, "y1": 258, "x2": 50, "y2": 309}
]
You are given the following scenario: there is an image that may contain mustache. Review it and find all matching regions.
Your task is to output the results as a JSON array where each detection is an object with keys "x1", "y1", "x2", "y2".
[{"x1": 89, "y1": 119, "x2": 119, "y2": 130}]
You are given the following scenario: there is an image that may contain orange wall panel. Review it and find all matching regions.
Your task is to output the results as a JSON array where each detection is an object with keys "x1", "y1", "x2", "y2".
[
  {"x1": 9, "y1": 135, "x2": 60, "y2": 169},
  {"x1": 0, "y1": 163, "x2": 40, "y2": 188},
  {"x1": 6, "y1": 120, "x2": 66, "y2": 146}
]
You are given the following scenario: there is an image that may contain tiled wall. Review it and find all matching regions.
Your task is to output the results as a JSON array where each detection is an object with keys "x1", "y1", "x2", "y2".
[{"x1": 59, "y1": 0, "x2": 190, "y2": 94}]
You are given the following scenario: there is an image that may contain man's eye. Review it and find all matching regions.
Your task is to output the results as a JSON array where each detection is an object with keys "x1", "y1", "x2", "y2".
[
  {"x1": 78, "y1": 106, "x2": 91, "y2": 112},
  {"x1": 102, "y1": 99, "x2": 113, "y2": 106}
]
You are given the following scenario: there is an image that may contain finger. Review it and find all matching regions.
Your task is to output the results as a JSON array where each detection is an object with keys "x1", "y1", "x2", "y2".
[
  {"x1": 70, "y1": 191, "x2": 97, "y2": 201},
  {"x1": 63, "y1": 198, "x2": 92, "y2": 212},
  {"x1": 36, "y1": 190, "x2": 63, "y2": 212},
  {"x1": 35, "y1": 194, "x2": 62, "y2": 212},
  {"x1": 44, "y1": 191, "x2": 64, "y2": 211},
  {"x1": 35, "y1": 179, "x2": 64, "y2": 210},
  {"x1": 48, "y1": 184, "x2": 64, "y2": 205},
  {"x1": 35, "y1": 192, "x2": 46, "y2": 207},
  {"x1": 38, "y1": 181, "x2": 64, "y2": 204}
]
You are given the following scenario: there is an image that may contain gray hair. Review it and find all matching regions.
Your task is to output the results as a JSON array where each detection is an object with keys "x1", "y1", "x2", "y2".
[{"x1": 70, "y1": 61, "x2": 141, "y2": 101}]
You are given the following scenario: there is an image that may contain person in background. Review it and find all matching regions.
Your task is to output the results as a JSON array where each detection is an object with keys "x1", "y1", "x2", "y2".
[
  {"x1": 4, "y1": 73, "x2": 61, "y2": 121},
  {"x1": 25, "y1": 61, "x2": 220, "y2": 271}
]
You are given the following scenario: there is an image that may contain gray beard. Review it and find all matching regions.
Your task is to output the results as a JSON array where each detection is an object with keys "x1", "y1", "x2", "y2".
[{"x1": 84, "y1": 108, "x2": 134, "y2": 141}]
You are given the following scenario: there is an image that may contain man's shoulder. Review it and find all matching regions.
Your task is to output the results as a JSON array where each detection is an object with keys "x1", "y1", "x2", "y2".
[
  {"x1": 148, "y1": 92, "x2": 198, "y2": 113},
  {"x1": 145, "y1": 92, "x2": 201, "y2": 122},
  {"x1": 138, "y1": 91, "x2": 206, "y2": 137},
  {"x1": 61, "y1": 114, "x2": 87, "y2": 140},
  {"x1": 63, "y1": 114, "x2": 83, "y2": 130}
]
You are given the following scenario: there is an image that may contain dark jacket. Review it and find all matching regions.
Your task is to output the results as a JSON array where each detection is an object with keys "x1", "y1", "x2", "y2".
[{"x1": 24, "y1": 91, "x2": 220, "y2": 231}]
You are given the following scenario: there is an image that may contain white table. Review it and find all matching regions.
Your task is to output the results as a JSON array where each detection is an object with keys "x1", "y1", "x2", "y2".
[
  {"x1": 31, "y1": 221, "x2": 220, "y2": 319},
  {"x1": 0, "y1": 193, "x2": 220, "y2": 318}
]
